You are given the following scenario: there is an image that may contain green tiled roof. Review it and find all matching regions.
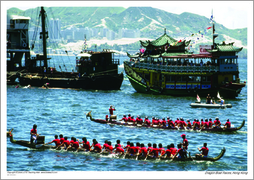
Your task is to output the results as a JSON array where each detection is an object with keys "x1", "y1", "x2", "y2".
[
  {"x1": 127, "y1": 52, "x2": 140, "y2": 58},
  {"x1": 206, "y1": 43, "x2": 243, "y2": 53},
  {"x1": 140, "y1": 33, "x2": 178, "y2": 47}
]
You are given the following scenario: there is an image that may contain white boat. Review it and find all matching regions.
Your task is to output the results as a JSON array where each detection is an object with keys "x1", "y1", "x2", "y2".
[
  {"x1": 190, "y1": 102, "x2": 232, "y2": 108},
  {"x1": 190, "y1": 93, "x2": 232, "y2": 108}
]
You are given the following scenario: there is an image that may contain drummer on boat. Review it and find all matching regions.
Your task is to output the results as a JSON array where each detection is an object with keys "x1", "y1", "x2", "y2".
[{"x1": 109, "y1": 105, "x2": 115, "y2": 118}]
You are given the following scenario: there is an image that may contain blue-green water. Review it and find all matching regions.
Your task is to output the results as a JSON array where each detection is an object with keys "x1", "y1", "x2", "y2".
[{"x1": 5, "y1": 56, "x2": 249, "y2": 177}]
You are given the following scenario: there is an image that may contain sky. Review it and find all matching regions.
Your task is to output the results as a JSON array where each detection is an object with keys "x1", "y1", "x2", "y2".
[{"x1": 2, "y1": 1, "x2": 252, "y2": 29}]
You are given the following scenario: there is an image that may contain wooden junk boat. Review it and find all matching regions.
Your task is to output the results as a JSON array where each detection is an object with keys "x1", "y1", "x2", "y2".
[
  {"x1": 86, "y1": 111, "x2": 245, "y2": 133},
  {"x1": 124, "y1": 19, "x2": 245, "y2": 98},
  {"x1": 15, "y1": 7, "x2": 123, "y2": 90},
  {"x1": 7, "y1": 130, "x2": 225, "y2": 162}
]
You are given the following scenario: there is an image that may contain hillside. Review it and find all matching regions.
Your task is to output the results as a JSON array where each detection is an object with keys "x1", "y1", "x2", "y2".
[{"x1": 7, "y1": 6, "x2": 247, "y2": 57}]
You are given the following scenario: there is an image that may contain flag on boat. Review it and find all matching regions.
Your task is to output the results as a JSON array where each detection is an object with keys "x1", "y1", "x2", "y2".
[
  {"x1": 197, "y1": 94, "x2": 201, "y2": 102},
  {"x1": 217, "y1": 92, "x2": 221, "y2": 100}
]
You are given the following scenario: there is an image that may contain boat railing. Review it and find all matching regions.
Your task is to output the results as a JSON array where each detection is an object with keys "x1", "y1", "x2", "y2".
[{"x1": 126, "y1": 61, "x2": 219, "y2": 72}]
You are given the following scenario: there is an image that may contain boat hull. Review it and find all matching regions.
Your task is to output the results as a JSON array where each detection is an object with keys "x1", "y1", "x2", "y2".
[
  {"x1": 18, "y1": 73, "x2": 124, "y2": 90},
  {"x1": 124, "y1": 62, "x2": 245, "y2": 98},
  {"x1": 190, "y1": 103, "x2": 232, "y2": 108}
]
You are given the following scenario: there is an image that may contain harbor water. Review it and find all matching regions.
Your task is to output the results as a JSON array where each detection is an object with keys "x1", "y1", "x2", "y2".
[{"x1": 4, "y1": 56, "x2": 250, "y2": 178}]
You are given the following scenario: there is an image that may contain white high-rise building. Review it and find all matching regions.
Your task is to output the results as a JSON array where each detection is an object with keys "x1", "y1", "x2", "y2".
[{"x1": 49, "y1": 18, "x2": 61, "y2": 40}]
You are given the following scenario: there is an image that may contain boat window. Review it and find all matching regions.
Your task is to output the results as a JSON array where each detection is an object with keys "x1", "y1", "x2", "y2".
[
  {"x1": 182, "y1": 76, "x2": 187, "y2": 82},
  {"x1": 166, "y1": 75, "x2": 174, "y2": 82},
  {"x1": 233, "y1": 75, "x2": 236, "y2": 81},
  {"x1": 188, "y1": 76, "x2": 195, "y2": 82},
  {"x1": 176, "y1": 76, "x2": 182, "y2": 82}
]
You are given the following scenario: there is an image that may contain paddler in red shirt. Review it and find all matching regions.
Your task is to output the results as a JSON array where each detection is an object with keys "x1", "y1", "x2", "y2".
[
  {"x1": 121, "y1": 115, "x2": 128, "y2": 123},
  {"x1": 223, "y1": 119, "x2": 231, "y2": 128},
  {"x1": 130, "y1": 116, "x2": 136, "y2": 124},
  {"x1": 187, "y1": 119, "x2": 192, "y2": 129},
  {"x1": 59, "y1": 134, "x2": 65, "y2": 144},
  {"x1": 144, "y1": 116, "x2": 151, "y2": 126},
  {"x1": 59, "y1": 136, "x2": 70, "y2": 150},
  {"x1": 137, "y1": 143, "x2": 148, "y2": 157},
  {"x1": 160, "y1": 144, "x2": 171, "y2": 159},
  {"x1": 67, "y1": 137, "x2": 80, "y2": 151},
  {"x1": 78, "y1": 137, "x2": 90, "y2": 151},
  {"x1": 127, "y1": 114, "x2": 132, "y2": 122},
  {"x1": 175, "y1": 118, "x2": 180, "y2": 127},
  {"x1": 44, "y1": 135, "x2": 61, "y2": 148},
  {"x1": 90, "y1": 140, "x2": 102, "y2": 153},
  {"x1": 152, "y1": 117, "x2": 159, "y2": 127},
  {"x1": 161, "y1": 118, "x2": 167, "y2": 127},
  {"x1": 136, "y1": 115, "x2": 143, "y2": 125},
  {"x1": 30, "y1": 124, "x2": 39, "y2": 144},
  {"x1": 158, "y1": 143, "x2": 166, "y2": 157},
  {"x1": 114, "y1": 144, "x2": 125, "y2": 155},
  {"x1": 213, "y1": 117, "x2": 221, "y2": 128},
  {"x1": 196, "y1": 143, "x2": 209, "y2": 158},
  {"x1": 168, "y1": 119, "x2": 175, "y2": 128},
  {"x1": 208, "y1": 118, "x2": 213, "y2": 128},
  {"x1": 123, "y1": 141, "x2": 130, "y2": 150}
]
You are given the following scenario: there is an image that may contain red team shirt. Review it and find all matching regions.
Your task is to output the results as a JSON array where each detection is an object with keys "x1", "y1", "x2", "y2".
[
  {"x1": 201, "y1": 147, "x2": 209, "y2": 156},
  {"x1": 30, "y1": 129, "x2": 37, "y2": 134},
  {"x1": 52, "y1": 139, "x2": 61, "y2": 146},
  {"x1": 109, "y1": 108, "x2": 115, "y2": 115}
]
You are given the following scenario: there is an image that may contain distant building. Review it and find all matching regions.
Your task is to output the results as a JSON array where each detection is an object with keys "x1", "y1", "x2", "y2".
[
  {"x1": 118, "y1": 28, "x2": 140, "y2": 38},
  {"x1": 106, "y1": 30, "x2": 116, "y2": 40},
  {"x1": 49, "y1": 18, "x2": 61, "y2": 40}
]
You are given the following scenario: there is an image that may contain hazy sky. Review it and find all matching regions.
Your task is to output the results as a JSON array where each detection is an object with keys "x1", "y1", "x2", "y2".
[{"x1": 2, "y1": 1, "x2": 252, "y2": 29}]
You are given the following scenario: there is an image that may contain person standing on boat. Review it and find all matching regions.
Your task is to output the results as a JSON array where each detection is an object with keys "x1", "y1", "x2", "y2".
[
  {"x1": 181, "y1": 134, "x2": 189, "y2": 150},
  {"x1": 206, "y1": 94, "x2": 211, "y2": 104},
  {"x1": 196, "y1": 143, "x2": 209, "y2": 158},
  {"x1": 109, "y1": 105, "x2": 115, "y2": 118},
  {"x1": 30, "y1": 124, "x2": 39, "y2": 144},
  {"x1": 223, "y1": 119, "x2": 231, "y2": 128}
]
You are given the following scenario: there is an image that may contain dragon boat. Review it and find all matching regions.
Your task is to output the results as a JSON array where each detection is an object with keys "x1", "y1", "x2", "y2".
[
  {"x1": 7, "y1": 129, "x2": 225, "y2": 162},
  {"x1": 86, "y1": 111, "x2": 245, "y2": 133}
]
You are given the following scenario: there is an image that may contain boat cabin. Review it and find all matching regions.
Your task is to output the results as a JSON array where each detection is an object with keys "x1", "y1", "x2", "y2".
[{"x1": 76, "y1": 49, "x2": 120, "y2": 76}]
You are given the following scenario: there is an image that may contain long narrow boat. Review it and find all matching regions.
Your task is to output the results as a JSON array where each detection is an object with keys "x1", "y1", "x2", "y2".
[
  {"x1": 7, "y1": 130, "x2": 225, "y2": 162},
  {"x1": 86, "y1": 111, "x2": 245, "y2": 133},
  {"x1": 190, "y1": 103, "x2": 232, "y2": 108}
]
